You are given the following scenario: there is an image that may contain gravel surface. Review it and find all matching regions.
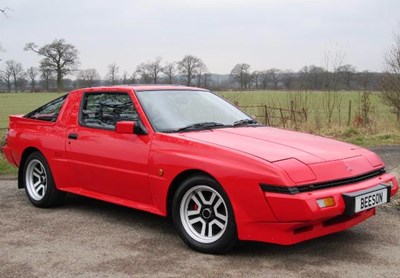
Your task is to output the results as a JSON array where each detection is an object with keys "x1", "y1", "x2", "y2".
[{"x1": 0, "y1": 146, "x2": 399, "y2": 277}]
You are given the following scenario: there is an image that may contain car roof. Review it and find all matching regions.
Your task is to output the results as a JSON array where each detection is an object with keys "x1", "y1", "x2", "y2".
[
  {"x1": 79, "y1": 84, "x2": 208, "y2": 92},
  {"x1": 130, "y1": 84, "x2": 207, "y2": 91}
]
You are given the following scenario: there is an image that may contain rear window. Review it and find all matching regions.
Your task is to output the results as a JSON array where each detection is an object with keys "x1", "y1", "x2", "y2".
[{"x1": 25, "y1": 94, "x2": 68, "y2": 122}]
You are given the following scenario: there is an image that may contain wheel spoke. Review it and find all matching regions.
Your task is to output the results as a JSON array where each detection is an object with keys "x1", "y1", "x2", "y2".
[
  {"x1": 189, "y1": 217, "x2": 203, "y2": 225},
  {"x1": 210, "y1": 219, "x2": 225, "y2": 230},
  {"x1": 191, "y1": 195, "x2": 202, "y2": 209},
  {"x1": 214, "y1": 198, "x2": 227, "y2": 222},
  {"x1": 208, "y1": 192, "x2": 216, "y2": 205},
  {"x1": 200, "y1": 220, "x2": 206, "y2": 237},
  {"x1": 34, "y1": 166, "x2": 43, "y2": 175},
  {"x1": 197, "y1": 191, "x2": 217, "y2": 205},
  {"x1": 215, "y1": 211, "x2": 227, "y2": 222},
  {"x1": 208, "y1": 222, "x2": 213, "y2": 237},
  {"x1": 36, "y1": 184, "x2": 45, "y2": 196},
  {"x1": 33, "y1": 180, "x2": 41, "y2": 190},
  {"x1": 33, "y1": 172, "x2": 41, "y2": 180},
  {"x1": 187, "y1": 209, "x2": 200, "y2": 216},
  {"x1": 197, "y1": 191, "x2": 208, "y2": 205}
]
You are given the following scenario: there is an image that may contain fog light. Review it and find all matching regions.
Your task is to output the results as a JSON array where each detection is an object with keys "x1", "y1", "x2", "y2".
[{"x1": 317, "y1": 197, "x2": 335, "y2": 208}]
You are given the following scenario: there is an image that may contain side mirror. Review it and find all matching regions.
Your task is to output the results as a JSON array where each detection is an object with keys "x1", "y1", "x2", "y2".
[
  {"x1": 115, "y1": 121, "x2": 148, "y2": 135},
  {"x1": 115, "y1": 121, "x2": 135, "y2": 134}
]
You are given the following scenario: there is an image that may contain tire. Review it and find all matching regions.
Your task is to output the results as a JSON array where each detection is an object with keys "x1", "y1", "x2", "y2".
[
  {"x1": 172, "y1": 175, "x2": 238, "y2": 254},
  {"x1": 22, "y1": 151, "x2": 65, "y2": 208}
]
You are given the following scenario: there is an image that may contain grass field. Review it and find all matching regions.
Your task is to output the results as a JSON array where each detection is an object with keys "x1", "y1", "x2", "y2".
[
  {"x1": 1, "y1": 90, "x2": 400, "y2": 175},
  {"x1": 218, "y1": 90, "x2": 400, "y2": 146}
]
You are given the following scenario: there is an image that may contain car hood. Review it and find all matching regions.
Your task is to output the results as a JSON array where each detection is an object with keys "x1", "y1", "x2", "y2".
[{"x1": 179, "y1": 127, "x2": 381, "y2": 166}]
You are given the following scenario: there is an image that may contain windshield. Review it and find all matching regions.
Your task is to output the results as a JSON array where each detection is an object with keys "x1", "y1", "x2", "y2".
[{"x1": 136, "y1": 90, "x2": 257, "y2": 132}]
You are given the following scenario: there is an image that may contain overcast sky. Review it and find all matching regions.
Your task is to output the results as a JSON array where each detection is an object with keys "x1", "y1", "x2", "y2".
[{"x1": 0, "y1": 0, "x2": 399, "y2": 76}]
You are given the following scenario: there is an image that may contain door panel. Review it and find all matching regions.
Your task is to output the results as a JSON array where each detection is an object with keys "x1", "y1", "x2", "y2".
[{"x1": 66, "y1": 91, "x2": 153, "y2": 205}]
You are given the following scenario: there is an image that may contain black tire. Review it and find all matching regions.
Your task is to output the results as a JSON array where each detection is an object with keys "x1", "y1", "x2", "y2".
[
  {"x1": 172, "y1": 175, "x2": 238, "y2": 254},
  {"x1": 22, "y1": 151, "x2": 65, "y2": 208}
]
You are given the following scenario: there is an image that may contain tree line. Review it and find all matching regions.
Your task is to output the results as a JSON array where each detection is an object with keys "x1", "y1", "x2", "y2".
[{"x1": 0, "y1": 38, "x2": 394, "y2": 93}]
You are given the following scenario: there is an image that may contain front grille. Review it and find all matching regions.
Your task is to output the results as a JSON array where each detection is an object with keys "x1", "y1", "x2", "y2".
[{"x1": 260, "y1": 168, "x2": 386, "y2": 195}]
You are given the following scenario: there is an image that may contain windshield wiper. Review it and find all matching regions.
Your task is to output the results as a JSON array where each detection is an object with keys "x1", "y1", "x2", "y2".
[
  {"x1": 177, "y1": 122, "x2": 227, "y2": 132},
  {"x1": 233, "y1": 119, "x2": 260, "y2": 127}
]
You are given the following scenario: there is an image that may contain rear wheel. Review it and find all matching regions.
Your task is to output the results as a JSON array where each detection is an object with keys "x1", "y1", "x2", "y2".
[
  {"x1": 172, "y1": 175, "x2": 237, "y2": 253},
  {"x1": 23, "y1": 152, "x2": 65, "y2": 207}
]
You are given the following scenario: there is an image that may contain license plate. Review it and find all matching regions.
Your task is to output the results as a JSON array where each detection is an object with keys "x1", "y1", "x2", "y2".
[{"x1": 342, "y1": 185, "x2": 391, "y2": 215}]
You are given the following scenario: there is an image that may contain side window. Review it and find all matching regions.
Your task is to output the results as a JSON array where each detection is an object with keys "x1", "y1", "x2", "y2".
[
  {"x1": 25, "y1": 94, "x2": 68, "y2": 122},
  {"x1": 80, "y1": 92, "x2": 139, "y2": 130}
]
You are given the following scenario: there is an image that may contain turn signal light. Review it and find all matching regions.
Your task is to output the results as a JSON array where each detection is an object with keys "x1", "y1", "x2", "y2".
[{"x1": 317, "y1": 197, "x2": 335, "y2": 208}]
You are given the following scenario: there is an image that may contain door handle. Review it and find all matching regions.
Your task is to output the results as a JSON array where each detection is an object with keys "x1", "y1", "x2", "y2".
[{"x1": 68, "y1": 133, "x2": 78, "y2": 140}]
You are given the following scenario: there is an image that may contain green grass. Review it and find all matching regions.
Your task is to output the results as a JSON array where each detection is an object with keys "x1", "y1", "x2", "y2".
[
  {"x1": 217, "y1": 90, "x2": 400, "y2": 142},
  {"x1": 218, "y1": 90, "x2": 397, "y2": 126},
  {"x1": 1, "y1": 90, "x2": 399, "y2": 176}
]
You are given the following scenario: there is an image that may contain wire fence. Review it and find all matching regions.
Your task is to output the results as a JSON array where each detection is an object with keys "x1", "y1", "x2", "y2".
[{"x1": 237, "y1": 102, "x2": 307, "y2": 129}]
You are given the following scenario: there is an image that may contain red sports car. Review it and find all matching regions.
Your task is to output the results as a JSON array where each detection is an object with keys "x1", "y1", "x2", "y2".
[{"x1": 2, "y1": 85, "x2": 398, "y2": 253}]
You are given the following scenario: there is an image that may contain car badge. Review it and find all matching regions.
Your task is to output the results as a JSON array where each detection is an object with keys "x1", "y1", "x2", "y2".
[{"x1": 346, "y1": 165, "x2": 353, "y2": 172}]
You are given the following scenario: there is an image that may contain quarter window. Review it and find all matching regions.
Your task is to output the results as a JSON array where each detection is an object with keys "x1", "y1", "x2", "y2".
[
  {"x1": 80, "y1": 93, "x2": 139, "y2": 129},
  {"x1": 25, "y1": 94, "x2": 68, "y2": 122}
]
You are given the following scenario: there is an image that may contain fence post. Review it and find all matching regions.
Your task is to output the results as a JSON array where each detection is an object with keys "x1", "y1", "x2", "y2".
[
  {"x1": 264, "y1": 105, "x2": 269, "y2": 126},
  {"x1": 290, "y1": 100, "x2": 294, "y2": 122},
  {"x1": 280, "y1": 108, "x2": 285, "y2": 128},
  {"x1": 303, "y1": 108, "x2": 307, "y2": 122},
  {"x1": 347, "y1": 100, "x2": 352, "y2": 126}
]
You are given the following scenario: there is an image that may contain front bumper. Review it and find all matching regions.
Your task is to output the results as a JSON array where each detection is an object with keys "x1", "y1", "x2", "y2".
[
  {"x1": 237, "y1": 172, "x2": 398, "y2": 245},
  {"x1": 238, "y1": 208, "x2": 375, "y2": 245}
]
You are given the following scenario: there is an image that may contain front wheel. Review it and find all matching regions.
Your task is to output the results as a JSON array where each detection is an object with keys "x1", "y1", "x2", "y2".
[
  {"x1": 172, "y1": 175, "x2": 237, "y2": 253},
  {"x1": 23, "y1": 151, "x2": 65, "y2": 208}
]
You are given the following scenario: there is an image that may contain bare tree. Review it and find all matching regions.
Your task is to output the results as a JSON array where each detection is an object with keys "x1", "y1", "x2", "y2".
[
  {"x1": 39, "y1": 62, "x2": 54, "y2": 92},
  {"x1": 322, "y1": 50, "x2": 345, "y2": 125},
  {"x1": 259, "y1": 70, "x2": 268, "y2": 90},
  {"x1": 0, "y1": 7, "x2": 12, "y2": 17},
  {"x1": 178, "y1": 55, "x2": 206, "y2": 86},
  {"x1": 134, "y1": 58, "x2": 164, "y2": 84},
  {"x1": 106, "y1": 63, "x2": 119, "y2": 85},
  {"x1": 299, "y1": 65, "x2": 326, "y2": 90},
  {"x1": 129, "y1": 71, "x2": 138, "y2": 84},
  {"x1": 26, "y1": 67, "x2": 39, "y2": 92},
  {"x1": 0, "y1": 7, "x2": 12, "y2": 58},
  {"x1": 230, "y1": 63, "x2": 251, "y2": 89},
  {"x1": 266, "y1": 68, "x2": 281, "y2": 89},
  {"x1": 0, "y1": 65, "x2": 13, "y2": 92},
  {"x1": 337, "y1": 64, "x2": 356, "y2": 90},
  {"x1": 163, "y1": 62, "x2": 177, "y2": 84},
  {"x1": 122, "y1": 71, "x2": 129, "y2": 84},
  {"x1": 357, "y1": 70, "x2": 372, "y2": 90},
  {"x1": 202, "y1": 72, "x2": 212, "y2": 88},
  {"x1": 147, "y1": 57, "x2": 163, "y2": 83},
  {"x1": 281, "y1": 70, "x2": 295, "y2": 90},
  {"x1": 77, "y1": 69, "x2": 100, "y2": 88},
  {"x1": 136, "y1": 63, "x2": 152, "y2": 84},
  {"x1": 3, "y1": 60, "x2": 24, "y2": 92},
  {"x1": 251, "y1": 71, "x2": 260, "y2": 89},
  {"x1": 24, "y1": 39, "x2": 79, "y2": 92},
  {"x1": 380, "y1": 30, "x2": 400, "y2": 121}
]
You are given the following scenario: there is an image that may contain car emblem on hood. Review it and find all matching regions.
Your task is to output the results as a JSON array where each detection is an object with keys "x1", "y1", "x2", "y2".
[{"x1": 346, "y1": 165, "x2": 353, "y2": 172}]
